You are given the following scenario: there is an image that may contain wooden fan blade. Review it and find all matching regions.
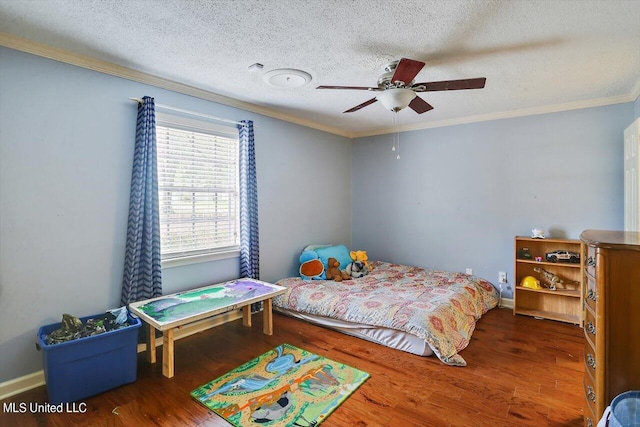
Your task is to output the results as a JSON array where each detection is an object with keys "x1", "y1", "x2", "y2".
[
  {"x1": 413, "y1": 77, "x2": 486, "y2": 92},
  {"x1": 344, "y1": 98, "x2": 378, "y2": 113},
  {"x1": 408, "y1": 96, "x2": 434, "y2": 114},
  {"x1": 317, "y1": 85, "x2": 376, "y2": 90},
  {"x1": 391, "y1": 58, "x2": 425, "y2": 85}
]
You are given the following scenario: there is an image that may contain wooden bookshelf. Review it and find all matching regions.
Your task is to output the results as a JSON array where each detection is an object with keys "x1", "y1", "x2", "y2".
[{"x1": 513, "y1": 236, "x2": 583, "y2": 325}]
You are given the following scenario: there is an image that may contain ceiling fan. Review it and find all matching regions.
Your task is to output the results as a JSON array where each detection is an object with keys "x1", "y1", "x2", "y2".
[{"x1": 317, "y1": 58, "x2": 486, "y2": 114}]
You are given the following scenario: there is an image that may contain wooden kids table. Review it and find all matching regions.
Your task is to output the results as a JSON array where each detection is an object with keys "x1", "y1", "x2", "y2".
[{"x1": 128, "y1": 278, "x2": 286, "y2": 378}]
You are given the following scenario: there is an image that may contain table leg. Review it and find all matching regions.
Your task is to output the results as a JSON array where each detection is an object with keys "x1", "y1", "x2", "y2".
[
  {"x1": 263, "y1": 298, "x2": 273, "y2": 335},
  {"x1": 162, "y1": 328, "x2": 175, "y2": 378},
  {"x1": 147, "y1": 324, "x2": 156, "y2": 364},
  {"x1": 242, "y1": 305, "x2": 252, "y2": 327}
]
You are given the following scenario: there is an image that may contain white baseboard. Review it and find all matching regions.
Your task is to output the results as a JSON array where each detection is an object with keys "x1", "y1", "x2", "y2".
[
  {"x1": 499, "y1": 298, "x2": 514, "y2": 309},
  {"x1": 1, "y1": 310, "x2": 243, "y2": 400},
  {"x1": 0, "y1": 370, "x2": 45, "y2": 401}
]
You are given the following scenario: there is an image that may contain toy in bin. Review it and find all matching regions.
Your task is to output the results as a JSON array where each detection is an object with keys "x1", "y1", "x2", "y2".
[{"x1": 36, "y1": 308, "x2": 141, "y2": 404}]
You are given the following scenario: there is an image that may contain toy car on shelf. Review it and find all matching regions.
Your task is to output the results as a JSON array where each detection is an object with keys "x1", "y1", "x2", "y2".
[{"x1": 545, "y1": 250, "x2": 580, "y2": 263}]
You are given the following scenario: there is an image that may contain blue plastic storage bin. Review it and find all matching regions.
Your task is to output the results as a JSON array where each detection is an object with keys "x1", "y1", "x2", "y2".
[
  {"x1": 36, "y1": 312, "x2": 141, "y2": 404},
  {"x1": 609, "y1": 391, "x2": 640, "y2": 427}
]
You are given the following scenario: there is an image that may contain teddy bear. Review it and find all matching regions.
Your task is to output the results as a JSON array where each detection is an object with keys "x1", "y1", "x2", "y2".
[{"x1": 325, "y1": 257, "x2": 351, "y2": 282}]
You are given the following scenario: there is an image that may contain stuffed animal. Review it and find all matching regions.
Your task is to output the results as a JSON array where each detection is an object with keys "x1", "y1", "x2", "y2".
[
  {"x1": 345, "y1": 260, "x2": 369, "y2": 279},
  {"x1": 325, "y1": 257, "x2": 351, "y2": 282},
  {"x1": 350, "y1": 250, "x2": 372, "y2": 270},
  {"x1": 299, "y1": 250, "x2": 325, "y2": 280}
]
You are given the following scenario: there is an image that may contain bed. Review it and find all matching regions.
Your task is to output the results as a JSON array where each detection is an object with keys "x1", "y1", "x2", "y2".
[{"x1": 273, "y1": 260, "x2": 500, "y2": 366}]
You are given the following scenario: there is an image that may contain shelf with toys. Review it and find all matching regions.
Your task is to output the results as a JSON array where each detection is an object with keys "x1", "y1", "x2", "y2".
[{"x1": 513, "y1": 236, "x2": 583, "y2": 325}]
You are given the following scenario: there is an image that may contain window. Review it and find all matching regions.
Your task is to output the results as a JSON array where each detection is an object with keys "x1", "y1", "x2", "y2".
[{"x1": 155, "y1": 113, "x2": 240, "y2": 264}]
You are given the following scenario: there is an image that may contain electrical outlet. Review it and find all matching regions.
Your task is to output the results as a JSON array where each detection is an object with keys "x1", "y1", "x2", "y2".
[
  {"x1": 465, "y1": 268, "x2": 473, "y2": 275},
  {"x1": 498, "y1": 271, "x2": 507, "y2": 283}
]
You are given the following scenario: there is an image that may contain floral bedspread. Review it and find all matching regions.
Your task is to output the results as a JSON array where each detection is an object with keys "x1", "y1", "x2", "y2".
[{"x1": 273, "y1": 261, "x2": 499, "y2": 366}]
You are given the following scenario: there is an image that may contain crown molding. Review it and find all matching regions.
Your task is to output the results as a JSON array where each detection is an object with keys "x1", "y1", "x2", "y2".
[
  {"x1": 351, "y1": 92, "x2": 638, "y2": 138},
  {"x1": 0, "y1": 33, "x2": 351, "y2": 138},
  {"x1": 631, "y1": 76, "x2": 640, "y2": 102},
  {"x1": 2, "y1": 32, "x2": 638, "y2": 140}
]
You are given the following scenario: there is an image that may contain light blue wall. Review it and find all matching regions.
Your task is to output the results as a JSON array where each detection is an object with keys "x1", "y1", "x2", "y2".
[
  {"x1": 635, "y1": 94, "x2": 640, "y2": 118},
  {"x1": 351, "y1": 103, "x2": 634, "y2": 299},
  {"x1": 0, "y1": 43, "x2": 634, "y2": 384},
  {"x1": 0, "y1": 47, "x2": 351, "y2": 382}
]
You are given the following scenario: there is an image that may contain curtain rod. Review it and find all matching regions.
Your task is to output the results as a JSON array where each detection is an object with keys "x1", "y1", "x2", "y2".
[{"x1": 129, "y1": 97, "x2": 246, "y2": 127}]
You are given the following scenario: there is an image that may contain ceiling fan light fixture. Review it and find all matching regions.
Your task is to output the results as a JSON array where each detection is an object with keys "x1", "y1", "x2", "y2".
[
  {"x1": 318, "y1": 58, "x2": 485, "y2": 115},
  {"x1": 376, "y1": 88, "x2": 417, "y2": 112}
]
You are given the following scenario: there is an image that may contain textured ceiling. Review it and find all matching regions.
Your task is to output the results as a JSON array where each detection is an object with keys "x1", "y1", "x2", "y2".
[{"x1": 1, "y1": 0, "x2": 639, "y2": 137}]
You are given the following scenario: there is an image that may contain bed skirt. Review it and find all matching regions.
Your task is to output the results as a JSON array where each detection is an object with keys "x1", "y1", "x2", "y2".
[{"x1": 274, "y1": 306, "x2": 434, "y2": 357}]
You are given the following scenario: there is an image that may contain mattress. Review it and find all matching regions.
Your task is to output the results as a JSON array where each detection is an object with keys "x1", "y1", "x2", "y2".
[
  {"x1": 273, "y1": 260, "x2": 500, "y2": 366},
  {"x1": 275, "y1": 306, "x2": 433, "y2": 356}
]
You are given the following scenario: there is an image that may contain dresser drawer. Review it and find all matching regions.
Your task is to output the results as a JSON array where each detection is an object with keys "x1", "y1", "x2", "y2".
[
  {"x1": 583, "y1": 373, "x2": 598, "y2": 417},
  {"x1": 584, "y1": 306, "x2": 597, "y2": 347},
  {"x1": 584, "y1": 404, "x2": 597, "y2": 427},
  {"x1": 583, "y1": 341, "x2": 597, "y2": 378},
  {"x1": 585, "y1": 245, "x2": 597, "y2": 277},
  {"x1": 584, "y1": 274, "x2": 597, "y2": 312}
]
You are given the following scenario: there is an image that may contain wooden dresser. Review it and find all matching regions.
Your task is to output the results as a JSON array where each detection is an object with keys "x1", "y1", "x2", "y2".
[{"x1": 580, "y1": 229, "x2": 640, "y2": 427}]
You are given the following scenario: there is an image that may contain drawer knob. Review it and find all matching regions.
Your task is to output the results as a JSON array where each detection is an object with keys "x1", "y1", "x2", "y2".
[
  {"x1": 587, "y1": 354, "x2": 596, "y2": 369},
  {"x1": 587, "y1": 418, "x2": 593, "y2": 427},
  {"x1": 587, "y1": 385, "x2": 596, "y2": 402},
  {"x1": 587, "y1": 289, "x2": 597, "y2": 302},
  {"x1": 587, "y1": 322, "x2": 596, "y2": 335},
  {"x1": 587, "y1": 256, "x2": 596, "y2": 267}
]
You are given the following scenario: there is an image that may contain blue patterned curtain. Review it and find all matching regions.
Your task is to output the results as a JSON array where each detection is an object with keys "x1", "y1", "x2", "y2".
[
  {"x1": 239, "y1": 120, "x2": 259, "y2": 280},
  {"x1": 121, "y1": 96, "x2": 162, "y2": 305}
]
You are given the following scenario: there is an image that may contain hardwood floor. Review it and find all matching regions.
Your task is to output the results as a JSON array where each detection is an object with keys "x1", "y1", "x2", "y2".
[{"x1": 0, "y1": 307, "x2": 586, "y2": 427}]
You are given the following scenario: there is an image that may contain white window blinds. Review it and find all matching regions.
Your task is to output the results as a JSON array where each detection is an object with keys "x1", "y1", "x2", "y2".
[{"x1": 155, "y1": 113, "x2": 240, "y2": 260}]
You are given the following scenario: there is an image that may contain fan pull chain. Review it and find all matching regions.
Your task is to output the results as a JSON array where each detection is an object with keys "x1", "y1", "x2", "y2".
[
  {"x1": 391, "y1": 112, "x2": 397, "y2": 152},
  {"x1": 391, "y1": 111, "x2": 400, "y2": 159}
]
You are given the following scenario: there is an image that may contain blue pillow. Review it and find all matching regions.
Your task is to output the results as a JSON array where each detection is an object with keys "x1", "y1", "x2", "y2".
[
  {"x1": 303, "y1": 244, "x2": 332, "y2": 252},
  {"x1": 315, "y1": 245, "x2": 352, "y2": 271}
]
